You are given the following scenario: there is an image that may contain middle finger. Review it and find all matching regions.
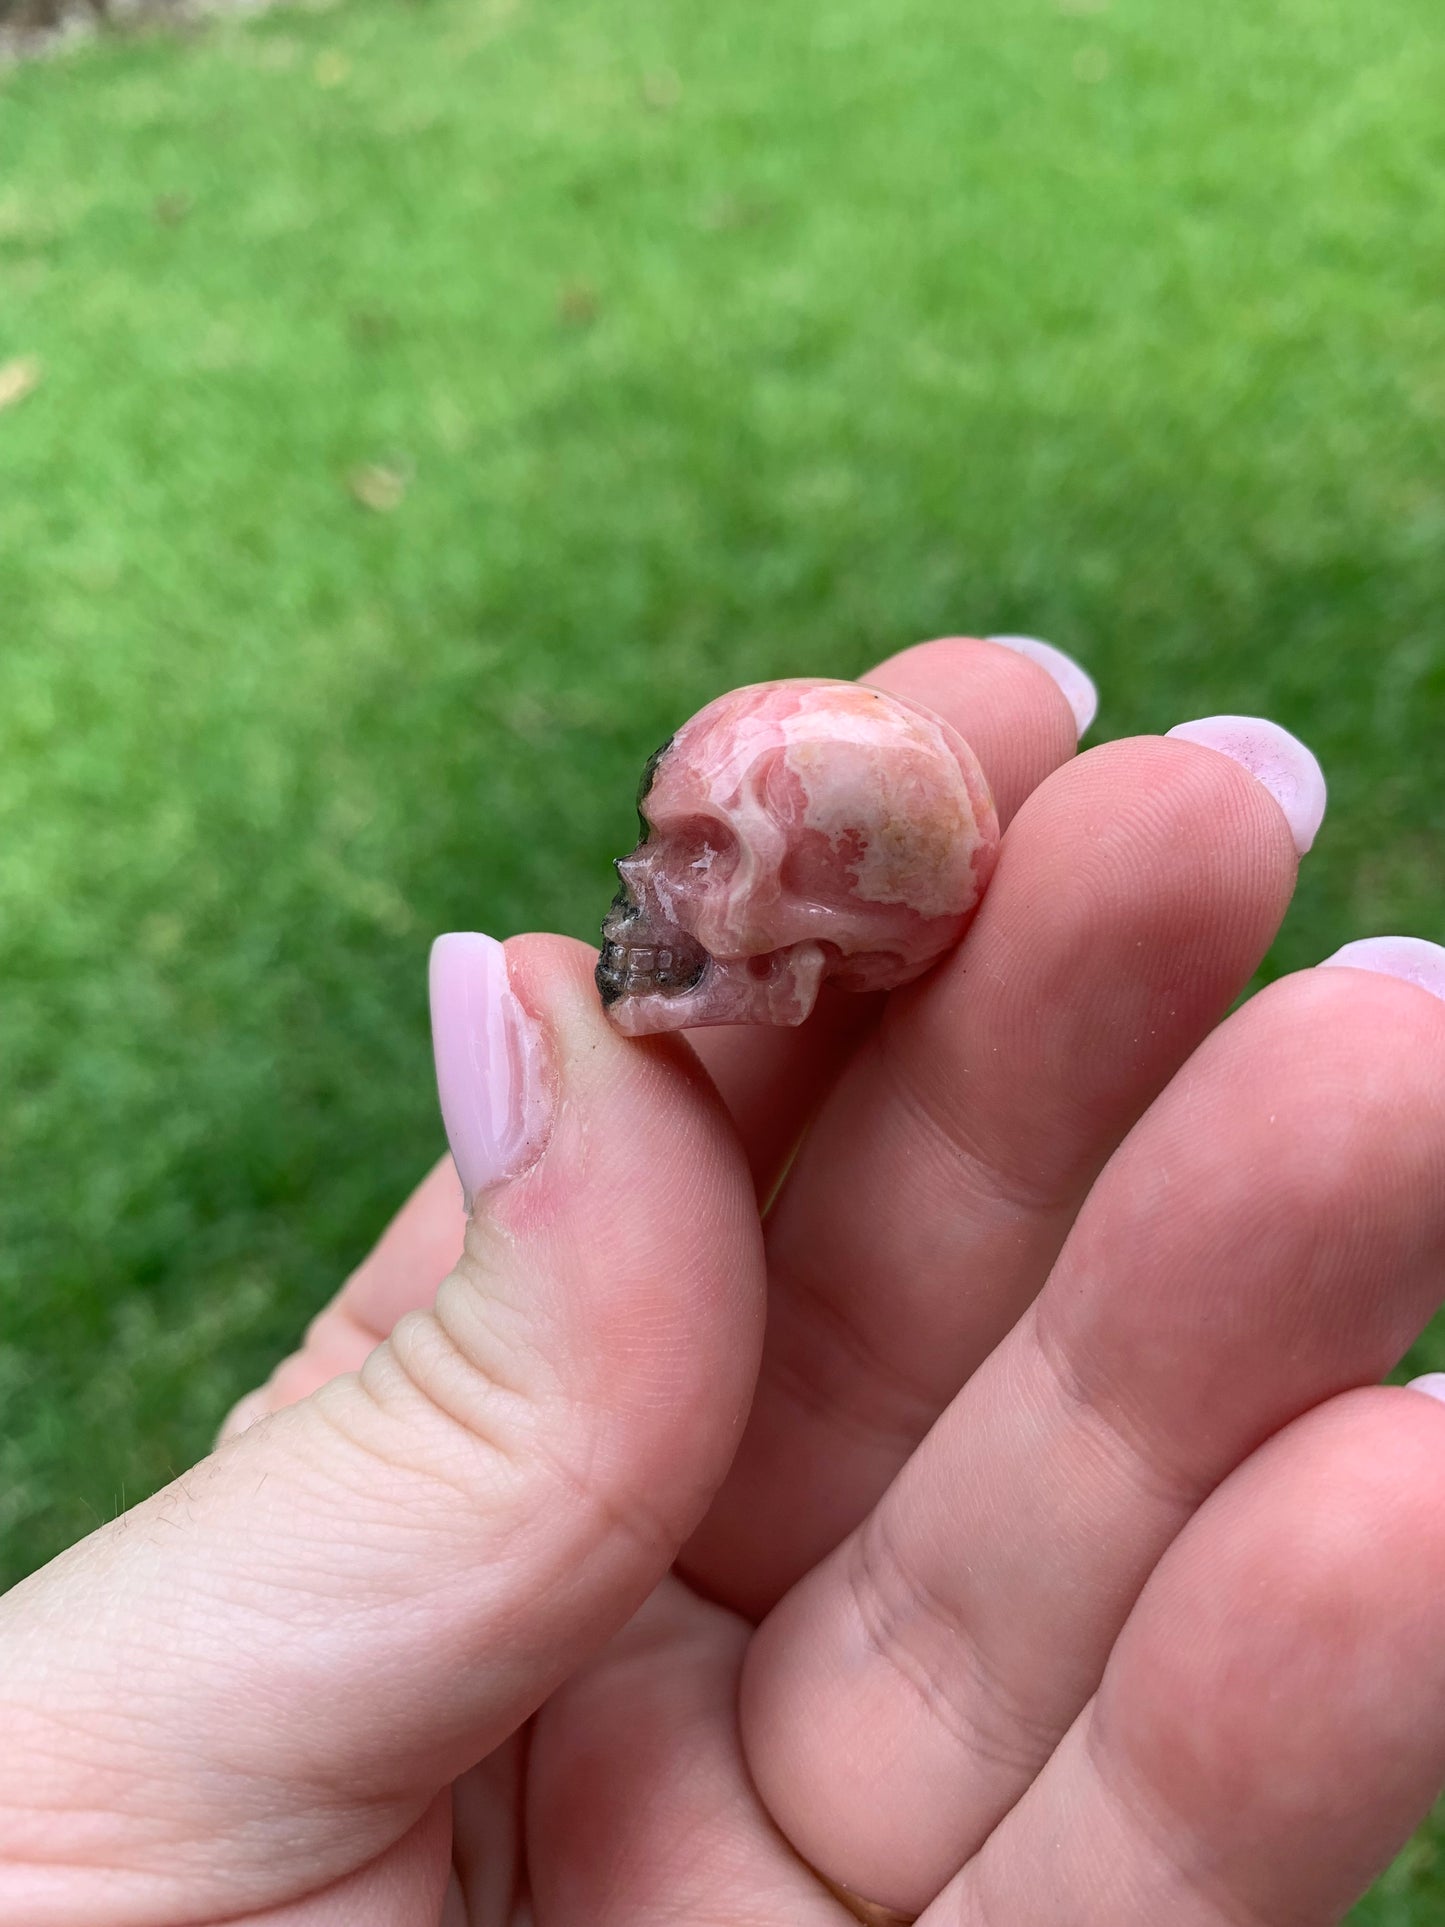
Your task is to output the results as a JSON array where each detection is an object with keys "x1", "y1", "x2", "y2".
[{"x1": 683, "y1": 720, "x2": 1316, "y2": 1614}]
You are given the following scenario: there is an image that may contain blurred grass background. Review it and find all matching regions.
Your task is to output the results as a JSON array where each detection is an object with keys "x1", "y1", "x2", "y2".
[{"x1": 1, "y1": 0, "x2": 1443, "y2": 1911}]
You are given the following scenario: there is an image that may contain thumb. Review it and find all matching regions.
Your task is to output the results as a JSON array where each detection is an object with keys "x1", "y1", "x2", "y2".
[{"x1": 0, "y1": 934, "x2": 764, "y2": 1923}]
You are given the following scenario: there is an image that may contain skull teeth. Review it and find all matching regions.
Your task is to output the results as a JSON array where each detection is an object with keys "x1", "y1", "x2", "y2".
[{"x1": 595, "y1": 937, "x2": 708, "y2": 1006}]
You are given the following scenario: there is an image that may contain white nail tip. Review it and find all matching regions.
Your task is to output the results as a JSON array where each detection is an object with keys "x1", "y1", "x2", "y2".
[
  {"x1": 1165, "y1": 716, "x2": 1326, "y2": 855},
  {"x1": 1406, "y1": 1374, "x2": 1445, "y2": 1405},
  {"x1": 1319, "y1": 937, "x2": 1445, "y2": 1004},
  {"x1": 988, "y1": 635, "x2": 1099, "y2": 737}
]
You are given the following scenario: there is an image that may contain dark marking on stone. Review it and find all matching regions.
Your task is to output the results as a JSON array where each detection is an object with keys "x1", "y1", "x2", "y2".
[
  {"x1": 635, "y1": 736, "x2": 674, "y2": 836},
  {"x1": 595, "y1": 941, "x2": 626, "y2": 1006},
  {"x1": 595, "y1": 886, "x2": 637, "y2": 1006}
]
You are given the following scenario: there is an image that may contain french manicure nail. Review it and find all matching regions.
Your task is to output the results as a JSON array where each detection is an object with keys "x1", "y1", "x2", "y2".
[
  {"x1": 988, "y1": 634, "x2": 1099, "y2": 737},
  {"x1": 429, "y1": 933, "x2": 552, "y2": 1209},
  {"x1": 1406, "y1": 1374, "x2": 1445, "y2": 1405},
  {"x1": 1165, "y1": 715, "x2": 1326, "y2": 855},
  {"x1": 1319, "y1": 936, "x2": 1445, "y2": 1004}
]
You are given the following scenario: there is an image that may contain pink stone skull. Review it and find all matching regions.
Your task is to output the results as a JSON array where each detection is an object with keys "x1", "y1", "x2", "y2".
[{"x1": 597, "y1": 677, "x2": 999, "y2": 1034}]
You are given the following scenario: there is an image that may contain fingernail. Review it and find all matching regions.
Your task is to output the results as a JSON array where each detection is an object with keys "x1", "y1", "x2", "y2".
[
  {"x1": 1407, "y1": 1374, "x2": 1445, "y2": 1404},
  {"x1": 1165, "y1": 715, "x2": 1326, "y2": 855},
  {"x1": 1319, "y1": 936, "x2": 1445, "y2": 1004},
  {"x1": 429, "y1": 933, "x2": 552, "y2": 1209},
  {"x1": 988, "y1": 634, "x2": 1098, "y2": 737}
]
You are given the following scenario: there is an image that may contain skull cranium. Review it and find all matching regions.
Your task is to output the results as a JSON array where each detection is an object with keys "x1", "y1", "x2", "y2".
[{"x1": 597, "y1": 678, "x2": 999, "y2": 1034}]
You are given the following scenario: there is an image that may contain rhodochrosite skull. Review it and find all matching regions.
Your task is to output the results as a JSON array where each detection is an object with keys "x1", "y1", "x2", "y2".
[{"x1": 597, "y1": 678, "x2": 999, "y2": 1034}]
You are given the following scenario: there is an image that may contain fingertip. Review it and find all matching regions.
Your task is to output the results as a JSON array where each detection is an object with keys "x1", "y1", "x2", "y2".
[{"x1": 1165, "y1": 715, "x2": 1326, "y2": 856}]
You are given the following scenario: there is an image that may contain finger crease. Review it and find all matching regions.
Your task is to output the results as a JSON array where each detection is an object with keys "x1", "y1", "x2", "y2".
[
  {"x1": 762, "y1": 1268, "x2": 946, "y2": 1454},
  {"x1": 846, "y1": 1511, "x2": 1060, "y2": 1779},
  {"x1": 880, "y1": 1030, "x2": 1077, "y2": 1222},
  {"x1": 1082, "y1": 1708, "x2": 1284, "y2": 1927},
  {"x1": 1030, "y1": 1306, "x2": 1210, "y2": 1521}
]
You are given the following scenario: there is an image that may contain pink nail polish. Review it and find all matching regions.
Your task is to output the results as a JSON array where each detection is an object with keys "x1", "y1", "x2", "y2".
[
  {"x1": 1406, "y1": 1374, "x2": 1445, "y2": 1405},
  {"x1": 1319, "y1": 936, "x2": 1445, "y2": 1004},
  {"x1": 988, "y1": 635, "x2": 1099, "y2": 737},
  {"x1": 1165, "y1": 716, "x2": 1326, "y2": 855},
  {"x1": 429, "y1": 934, "x2": 552, "y2": 1209}
]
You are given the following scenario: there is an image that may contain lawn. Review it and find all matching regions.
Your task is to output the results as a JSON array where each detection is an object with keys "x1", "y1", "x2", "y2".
[{"x1": 2, "y1": 0, "x2": 1444, "y2": 1912}]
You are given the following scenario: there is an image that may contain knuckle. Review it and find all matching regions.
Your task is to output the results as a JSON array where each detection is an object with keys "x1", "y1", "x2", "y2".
[
  {"x1": 304, "y1": 1268, "x2": 547, "y2": 1517},
  {"x1": 310, "y1": 1262, "x2": 681, "y2": 1572},
  {"x1": 377, "y1": 1270, "x2": 544, "y2": 1462}
]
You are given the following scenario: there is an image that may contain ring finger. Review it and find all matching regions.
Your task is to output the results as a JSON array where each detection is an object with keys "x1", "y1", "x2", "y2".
[{"x1": 742, "y1": 958, "x2": 1445, "y2": 1914}]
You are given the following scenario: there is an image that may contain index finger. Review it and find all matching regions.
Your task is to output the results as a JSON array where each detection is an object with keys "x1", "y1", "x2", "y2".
[{"x1": 689, "y1": 634, "x2": 1088, "y2": 1194}]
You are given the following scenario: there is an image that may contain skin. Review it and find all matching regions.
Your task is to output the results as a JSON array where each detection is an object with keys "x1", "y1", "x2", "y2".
[{"x1": 4, "y1": 636, "x2": 1445, "y2": 1926}]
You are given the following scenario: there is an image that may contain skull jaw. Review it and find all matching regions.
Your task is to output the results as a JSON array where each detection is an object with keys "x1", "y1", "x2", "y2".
[
  {"x1": 601, "y1": 941, "x2": 828, "y2": 1036},
  {"x1": 597, "y1": 860, "x2": 828, "y2": 1034}
]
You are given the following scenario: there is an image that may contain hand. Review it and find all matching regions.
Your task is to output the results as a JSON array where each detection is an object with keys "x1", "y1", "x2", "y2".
[{"x1": 4, "y1": 637, "x2": 1445, "y2": 1927}]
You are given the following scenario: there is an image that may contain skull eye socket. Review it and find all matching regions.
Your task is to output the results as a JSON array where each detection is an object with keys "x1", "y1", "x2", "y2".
[{"x1": 651, "y1": 816, "x2": 739, "y2": 885}]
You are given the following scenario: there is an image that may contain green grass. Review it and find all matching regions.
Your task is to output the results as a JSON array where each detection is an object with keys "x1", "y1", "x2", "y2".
[{"x1": 2, "y1": 0, "x2": 1444, "y2": 1913}]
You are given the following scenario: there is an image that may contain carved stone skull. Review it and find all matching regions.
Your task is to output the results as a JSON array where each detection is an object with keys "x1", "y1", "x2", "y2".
[{"x1": 597, "y1": 678, "x2": 999, "y2": 1034}]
